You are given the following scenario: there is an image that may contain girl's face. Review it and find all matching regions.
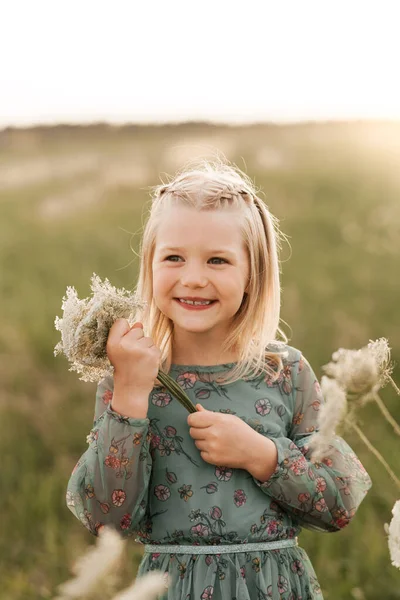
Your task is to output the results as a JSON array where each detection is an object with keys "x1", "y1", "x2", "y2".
[{"x1": 152, "y1": 205, "x2": 250, "y2": 339}]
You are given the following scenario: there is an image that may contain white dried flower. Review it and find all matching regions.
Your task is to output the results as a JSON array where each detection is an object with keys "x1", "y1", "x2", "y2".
[
  {"x1": 309, "y1": 375, "x2": 348, "y2": 462},
  {"x1": 384, "y1": 499, "x2": 400, "y2": 569},
  {"x1": 323, "y1": 338, "x2": 393, "y2": 397},
  {"x1": 111, "y1": 571, "x2": 170, "y2": 600},
  {"x1": 54, "y1": 273, "x2": 147, "y2": 383},
  {"x1": 55, "y1": 525, "x2": 126, "y2": 598},
  {"x1": 324, "y1": 346, "x2": 379, "y2": 397},
  {"x1": 367, "y1": 337, "x2": 394, "y2": 388}
]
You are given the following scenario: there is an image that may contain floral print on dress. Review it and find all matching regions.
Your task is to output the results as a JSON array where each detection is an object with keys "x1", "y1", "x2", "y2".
[
  {"x1": 150, "y1": 419, "x2": 200, "y2": 466},
  {"x1": 66, "y1": 345, "x2": 372, "y2": 600},
  {"x1": 151, "y1": 388, "x2": 173, "y2": 408},
  {"x1": 233, "y1": 489, "x2": 247, "y2": 507},
  {"x1": 165, "y1": 469, "x2": 178, "y2": 484},
  {"x1": 103, "y1": 388, "x2": 113, "y2": 403},
  {"x1": 154, "y1": 484, "x2": 171, "y2": 502},
  {"x1": 201, "y1": 482, "x2": 219, "y2": 494},
  {"x1": 177, "y1": 369, "x2": 232, "y2": 402},
  {"x1": 215, "y1": 466, "x2": 233, "y2": 482},
  {"x1": 255, "y1": 398, "x2": 272, "y2": 416},
  {"x1": 178, "y1": 484, "x2": 194, "y2": 501}
]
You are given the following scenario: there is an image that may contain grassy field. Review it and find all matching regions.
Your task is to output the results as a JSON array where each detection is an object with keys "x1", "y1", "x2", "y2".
[{"x1": 1, "y1": 121, "x2": 399, "y2": 599}]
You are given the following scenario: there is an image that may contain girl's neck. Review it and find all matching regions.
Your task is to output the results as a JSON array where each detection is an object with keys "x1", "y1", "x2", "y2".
[
  {"x1": 171, "y1": 327, "x2": 241, "y2": 366},
  {"x1": 171, "y1": 355, "x2": 239, "y2": 366},
  {"x1": 171, "y1": 346, "x2": 240, "y2": 366}
]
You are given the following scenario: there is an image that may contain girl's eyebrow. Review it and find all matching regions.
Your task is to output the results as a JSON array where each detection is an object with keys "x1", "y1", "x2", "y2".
[{"x1": 159, "y1": 246, "x2": 235, "y2": 256}]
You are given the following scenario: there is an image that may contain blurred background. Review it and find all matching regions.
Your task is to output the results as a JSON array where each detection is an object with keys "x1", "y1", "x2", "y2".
[{"x1": 1, "y1": 1, "x2": 400, "y2": 598}]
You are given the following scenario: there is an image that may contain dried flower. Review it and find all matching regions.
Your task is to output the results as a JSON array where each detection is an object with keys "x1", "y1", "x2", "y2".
[
  {"x1": 323, "y1": 347, "x2": 379, "y2": 398},
  {"x1": 54, "y1": 273, "x2": 146, "y2": 383},
  {"x1": 318, "y1": 337, "x2": 400, "y2": 490},
  {"x1": 309, "y1": 376, "x2": 348, "y2": 462},
  {"x1": 367, "y1": 337, "x2": 395, "y2": 388},
  {"x1": 111, "y1": 571, "x2": 170, "y2": 600},
  {"x1": 384, "y1": 499, "x2": 400, "y2": 569},
  {"x1": 323, "y1": 337, "x2": 394, "y2": 399},
  {"x1": 54, "y1": 273, "x2": 197, "y2": 412},
  {"x1": 55, "y1": 525, "x2": 126, "y2": 598}
]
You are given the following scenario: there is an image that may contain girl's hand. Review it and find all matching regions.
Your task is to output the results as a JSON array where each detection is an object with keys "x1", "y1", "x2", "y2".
[
  {"x1": 106, "y1": 319, "x2": 161, "y2": 395},
  {"x1": 187, "y1": 405, "x2": 278, "y2": 476}
]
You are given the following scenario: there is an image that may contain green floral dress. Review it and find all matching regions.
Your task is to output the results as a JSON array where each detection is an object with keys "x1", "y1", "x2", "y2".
[{"x1": 66, "y1": 344, "x2": 372, "y2": 600}]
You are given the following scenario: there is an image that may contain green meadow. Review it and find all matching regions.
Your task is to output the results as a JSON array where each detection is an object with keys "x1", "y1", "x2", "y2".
[{"x1": 1, "y1": 121, "x2": 399, "y2": 599}]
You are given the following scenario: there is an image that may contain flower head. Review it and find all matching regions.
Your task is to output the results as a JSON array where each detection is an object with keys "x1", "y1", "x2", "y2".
[
  {"x1": 55, "y1": 525, "x2": 125, "y2": 598},
  {"x1": 54, "y1": 273, "x2": 146, "y2": 382},
  {"x1": 324, "y1": 348, "x2": 378, "y2": 396},
  {"x1": 367, "y1": 337, "x2": 394, "y2": 388},
  {"x1": 384, "y1": 499, "x2": 400, "y2": 569},
  {"x1": 322, "y1": 338, "x2": 394, "y2": 399},
  {"x1": 111, "y1": 571, "x2": 170, "y2": 600},
  {"x1": 309, "y1": 375, "x2": 348, "y2": 462}
]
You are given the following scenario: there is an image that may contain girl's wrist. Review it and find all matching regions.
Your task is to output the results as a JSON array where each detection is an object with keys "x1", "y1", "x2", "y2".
[
  {"x1": 245, "y1": 434, "x2": 278, "y2": 483},
  {"x1": 110, "y1": 398, "x2": 148, "y2": 419},
  {"x1": 110, "y1": 383, "x2": 150, "y2": 419}
]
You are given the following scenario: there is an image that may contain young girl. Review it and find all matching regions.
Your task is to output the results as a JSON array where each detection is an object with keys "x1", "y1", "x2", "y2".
[{"x1": 66, "y1": 161, "x2": 372, "y2": 600}]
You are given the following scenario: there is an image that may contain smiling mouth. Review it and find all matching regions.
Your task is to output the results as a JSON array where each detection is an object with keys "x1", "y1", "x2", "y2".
[{"x1": 174, "y1": 298, "x2": 218, "y2": 309}]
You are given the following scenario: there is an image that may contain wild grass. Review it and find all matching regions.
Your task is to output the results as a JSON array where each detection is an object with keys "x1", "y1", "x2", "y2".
[{"x1": 1, "y1": 121, "x2": 400, "y2": 598}]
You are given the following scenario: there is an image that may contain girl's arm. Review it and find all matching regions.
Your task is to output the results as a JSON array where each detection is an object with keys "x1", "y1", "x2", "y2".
[
  {"x1": 251, "y1": 351, "x2": 372, "y2": 533},
  {"x1": 66, "y1": 375, "x2": 153, "y2": 537}
]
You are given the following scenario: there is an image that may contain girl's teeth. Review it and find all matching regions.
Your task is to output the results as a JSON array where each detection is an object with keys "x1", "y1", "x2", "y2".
[{"x1": 179, "y1": 299, "x2": 212, "y2": 306}]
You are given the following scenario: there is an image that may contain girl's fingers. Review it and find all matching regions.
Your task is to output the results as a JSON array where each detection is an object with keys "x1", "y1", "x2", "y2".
[
  {"x1": 138, "y1": 336, "x2": 156, "y2": 348},
  {"x1": 108, "y1": 318, "x2": 131, "y2": 342},
  {"x1": 189, "y1": 427, "x2": 207, "y2": 440},
  {"x1": 194, "y1": 440, "x2": 207, "y2": 451},
  {"x1": 126, "y1": 323, "x2": 147, "y2": 341}
]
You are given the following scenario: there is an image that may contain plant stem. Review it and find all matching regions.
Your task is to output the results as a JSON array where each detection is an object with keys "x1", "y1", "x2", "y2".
[
  {"x1": 156, "y1": 371, "x2": 197, "y2": 413},
  {"x1": 164, "y1": 376, "x2": 197, "y2": 413},
  {"x1": 389, "y1": 376, "x2": 400, "y2": 396},
  {"x1": 349, "y1": 422, "x2": 400, "y2": 491},
  {"x1": 373, "y1": 392, "x2": 400, "y2": 437}
]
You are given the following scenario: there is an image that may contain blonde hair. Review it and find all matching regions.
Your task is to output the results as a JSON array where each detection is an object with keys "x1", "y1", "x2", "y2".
[{"x1": 134, "y1": 158, "x2": 290, "y2": 385}]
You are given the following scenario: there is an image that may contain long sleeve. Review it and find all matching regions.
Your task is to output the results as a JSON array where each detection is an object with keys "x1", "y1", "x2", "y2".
[
  {"x1": 252, "y1": 351, "x2": 372, "y2": 533},
  {"x1": 66, "y1": 374, "x2": 153, "y2": 537}
]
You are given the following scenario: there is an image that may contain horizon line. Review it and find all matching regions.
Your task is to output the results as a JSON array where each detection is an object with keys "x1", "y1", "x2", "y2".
[{"x1": 1, "y1": 116, "x2": 400, "y2": 134}]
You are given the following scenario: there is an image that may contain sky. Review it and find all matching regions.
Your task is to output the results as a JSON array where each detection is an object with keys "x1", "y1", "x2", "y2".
[{"x1": 1, "y1": 0, "x2": 400, "y2": 127}]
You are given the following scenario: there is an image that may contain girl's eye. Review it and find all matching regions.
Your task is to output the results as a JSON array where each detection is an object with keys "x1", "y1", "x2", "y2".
[
  {"x1": 165, "y1": 255, "x2": 181, "y2": 262},
  {"x1": 209, "y1": 257, "x2": 227, "y2": 265},
  {"x1": 165, "y1": 255, "x2": 227, "y2": 264}
]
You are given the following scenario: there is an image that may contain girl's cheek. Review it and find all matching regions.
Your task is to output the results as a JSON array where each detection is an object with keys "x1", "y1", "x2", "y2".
[{"x1": 153, "y1": 273, "x2": 175, "y2": 297}]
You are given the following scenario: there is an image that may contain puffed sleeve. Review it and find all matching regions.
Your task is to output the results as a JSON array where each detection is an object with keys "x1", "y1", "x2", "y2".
[
  {"x1": 66, "y1": 374, "x2": 153, "y2": 537},
  {"x1": 252, "y1": 351, "x2": 372, "y2": 532}
]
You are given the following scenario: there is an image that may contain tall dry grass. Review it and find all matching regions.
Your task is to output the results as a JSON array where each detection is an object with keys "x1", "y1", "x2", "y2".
[{"x1": 1, "y1": 121, "x2": 400, "y2": 598}]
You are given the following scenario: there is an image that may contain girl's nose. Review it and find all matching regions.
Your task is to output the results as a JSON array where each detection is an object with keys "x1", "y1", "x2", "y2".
[{"x1": 180, "y1": 265, "x2": 208, "y2": 288}]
